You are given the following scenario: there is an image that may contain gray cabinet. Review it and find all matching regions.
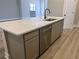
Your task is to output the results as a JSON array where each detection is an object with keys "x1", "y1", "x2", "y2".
[
  {"x1": 39, "y1": 25, "x2": 52, "y2": 55},
  {"x1": 55, "y1": 21, "x2": 60, "y2": 39},
  {"x1": 24, "y1": 30, "x2": 39, "y2": 59},
  {"x1": 59, "y1": 19, "x2": 64, "y2": 35},
  {"x1": 25, "y1": 36, "x2": 39, "y2": 59},
  {"x1": 4, "y1": 30, "x2": 39, "y2": 59},
  {"x1": 4, "y1": 32, "x2": 25, "y2": 59},
  {"x1": 51, "y1": 22, "x2": 59, "y2": 44},
  {"x1": 56, "y1": 19, "x2": 64, "y2": 38},
  {"x1": 51, "y1": 24, "x2": 56, "y2": 43},
  {"x1": 51, "y1": 19, "x2": 64, "y2": 44}
]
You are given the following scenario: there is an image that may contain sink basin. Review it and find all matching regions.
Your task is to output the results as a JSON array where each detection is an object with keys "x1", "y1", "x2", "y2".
[{"x1": 45, "y1": 18, "x2": 57, "y2": 21}]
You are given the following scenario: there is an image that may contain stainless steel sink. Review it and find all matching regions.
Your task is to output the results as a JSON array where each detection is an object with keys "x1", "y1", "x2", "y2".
[{"x1": 45, "y1": 18, "x2": 57, "y2": 21}]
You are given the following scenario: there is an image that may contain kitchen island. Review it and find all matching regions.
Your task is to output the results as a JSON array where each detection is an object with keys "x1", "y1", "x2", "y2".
[{"x1": 0, "y1": 17, "x2": 64, "y2": 59}]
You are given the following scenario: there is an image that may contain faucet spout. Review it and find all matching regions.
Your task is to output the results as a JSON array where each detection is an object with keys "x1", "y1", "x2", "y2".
[{"x1": 44, "y1": 8, "x2": 50, "y2": 19}]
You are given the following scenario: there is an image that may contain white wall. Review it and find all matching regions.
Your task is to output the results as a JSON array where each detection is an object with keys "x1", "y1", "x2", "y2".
[
  {"x1": 21, "y1": 0, "x2": 37, "y2": 18},
  {"x1": 0, "y1": 0, "x2": 21, "y2": 20},
  {"x1": 47, "y1": 0, "x2": 64, "y2": 17},
  {"x1": 21, "y1": 0, "x2": 45, "y2": 18},
  {"x1": 20, "y1": 0, "x2": 30, "y2": 18}
]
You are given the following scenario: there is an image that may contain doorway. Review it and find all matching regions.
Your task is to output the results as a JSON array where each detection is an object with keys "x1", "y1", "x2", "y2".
[{"x1": 63, "y1": 0, "x2": 78, "y2": 29}]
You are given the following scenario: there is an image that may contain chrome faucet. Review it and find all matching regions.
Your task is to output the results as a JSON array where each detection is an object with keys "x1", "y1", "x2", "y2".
[{"x1": 44, "y1": 8, "x2": 50, "y2": 19}]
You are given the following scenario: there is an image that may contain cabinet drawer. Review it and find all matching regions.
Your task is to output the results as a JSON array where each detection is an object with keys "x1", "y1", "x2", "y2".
[{"x1": 24, "y1": 30, "x2": 39, "y2": 40}]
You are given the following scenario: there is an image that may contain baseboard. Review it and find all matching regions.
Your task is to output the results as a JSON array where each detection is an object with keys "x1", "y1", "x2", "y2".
[
  {"x1": 63, "y1": 26, "x2": 74, "y2": 29},
  {"x1": 64, "y1": 24, "x2": 79, "y2": 29},
  {"x1": 73, "y1": 24, "x2": 79, "y2": 28}
]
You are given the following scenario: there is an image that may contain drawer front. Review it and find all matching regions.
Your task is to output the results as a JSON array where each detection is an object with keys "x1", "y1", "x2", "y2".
[{"x1": 24, "y1": 30, "x2": 39, "y2": 40}]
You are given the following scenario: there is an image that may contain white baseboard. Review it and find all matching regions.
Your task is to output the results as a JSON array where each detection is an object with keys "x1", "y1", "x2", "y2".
[
  {"x1": 64, "y1": 24, "x2": 79, "y2": 29},
  {"x1": 73, "y1": 24, "x2": 79, "y2": 28},
  {"x1": 63, "y1": 26, "x2": 74, "y2": 29}
]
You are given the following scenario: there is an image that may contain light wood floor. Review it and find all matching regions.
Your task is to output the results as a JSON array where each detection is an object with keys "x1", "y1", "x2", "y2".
[
  {"x1": 0, "y1": 28, "x2": 79, "y2": 59},
  {"x1": 39, "y1": 28, "x2": 79, "y2": 59}
]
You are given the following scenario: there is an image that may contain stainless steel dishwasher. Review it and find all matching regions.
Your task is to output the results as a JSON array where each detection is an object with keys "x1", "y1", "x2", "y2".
[{"x1": 39, "y1": 25, "x2": 52, "y2": 55}]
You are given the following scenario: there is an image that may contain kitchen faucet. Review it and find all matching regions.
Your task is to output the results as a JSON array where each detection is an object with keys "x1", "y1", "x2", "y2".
[{"x1": 44, "y1": 8, "x2": 51, "y2": 19}]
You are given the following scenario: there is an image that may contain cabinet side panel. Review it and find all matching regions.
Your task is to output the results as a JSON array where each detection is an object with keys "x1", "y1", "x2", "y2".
[{"x1": 5, "y1": 32, "x2": 25, "y2": 59}]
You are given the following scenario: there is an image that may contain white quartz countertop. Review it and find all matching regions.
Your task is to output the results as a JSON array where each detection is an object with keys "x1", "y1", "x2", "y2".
[{"x1": 0, "y1": 17, "x2": 64, "y2": 35}]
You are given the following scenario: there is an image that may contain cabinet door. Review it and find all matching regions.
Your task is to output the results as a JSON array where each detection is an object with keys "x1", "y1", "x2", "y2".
[
  {"x1": 51, "y1": 24, "x2": 56, "y2": 43},
  {"x1": 60, "y1": 20, "x2": 64, "y2": 34},
  {"x1": 51, "y1": 20, "x2": 64, "y2": 44},
  {"x1": 54, "y1": 22, "x2": 58, "y2": 40},
  {"x1": 57, "y1": 20, "x2": 64, "y2": 37},
  {"x1": 25, "y1": 36, "x2": 39, "y2": 59},
  {"x1": 57, "y1": 21, "x2": 61, "y2": 37},
  {"x1": 55, "y1": 21, "x2": 61, "y2": 39}
]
